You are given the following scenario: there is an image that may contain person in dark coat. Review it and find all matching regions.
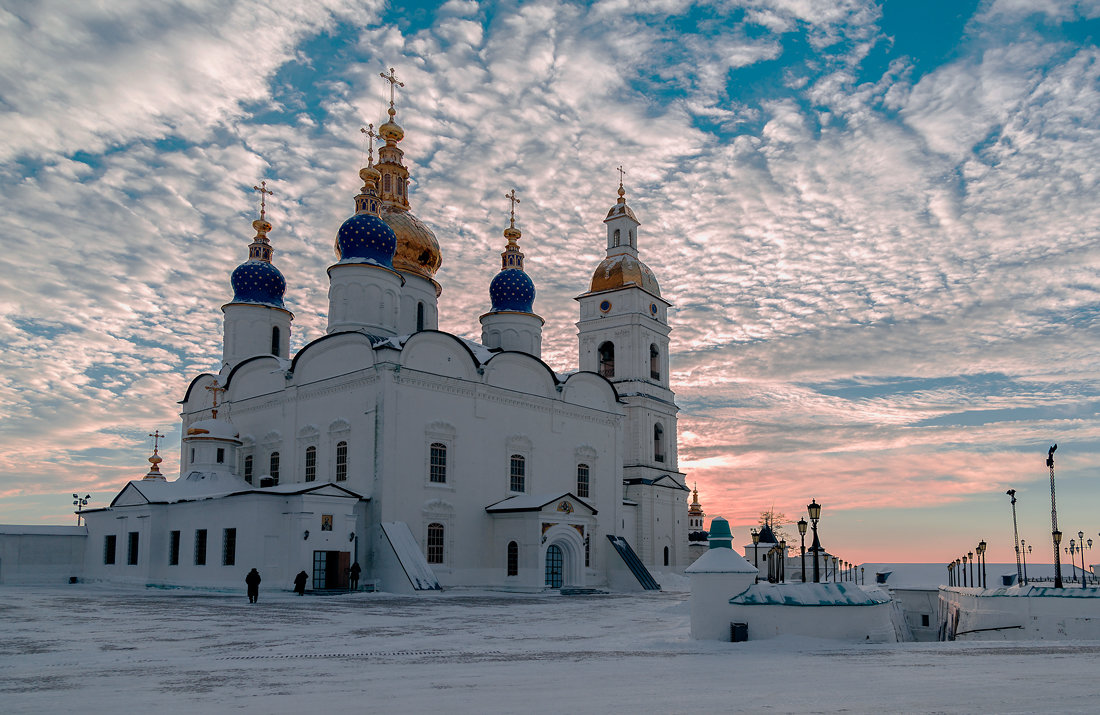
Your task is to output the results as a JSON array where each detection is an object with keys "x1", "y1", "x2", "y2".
[
  {"x1": 293, "y1": 570, "x2": 308, "y2": 596},
  {"x1": 349, "y1": 561, "x2": 361, "y2": 591},
  {"x1": 245, "y1": 568, "x2": 261, "y2": 603}
]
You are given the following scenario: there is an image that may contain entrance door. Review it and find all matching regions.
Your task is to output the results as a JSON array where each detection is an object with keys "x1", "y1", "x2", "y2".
[
  {"x1": 545, "y1": 544, "x2": 563, "y2": 588},
  {"x1": 312, "y1": 551, "x2": 351, "y2": 589}
]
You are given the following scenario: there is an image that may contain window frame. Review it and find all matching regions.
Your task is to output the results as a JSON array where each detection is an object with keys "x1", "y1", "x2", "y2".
[
  {"x1": 429, "y1": 442, "x2": 447, "y2": 484},
  {"x1": 169, "y1": 530, "x2": 180, "y2": 566},
  {"x1": 335, "y1": 441, "x2": 348, "y2": 482},
  {"x1": 426, "y1": 523, "x2": 444, "y2": 564},
  {"x1": 269, "y1": 452, "x2": 280, "y2": 485},
  {"x1": 507, "y1": 541, "x2": 518, "y2": 576},
  {"x1": 194, "y1": 529, "x2": 208, "y2": 566},
  {"x1": 223, "y1": 528, "x2": 236, "y2": 566},
  {"x1": 509, "y1": 454, "x2": 526, "y2": 493},
  {"x1": 103, "y1": 534, "x2": 116, "y2": 565},
  {"x1": 127, "y1": 531, "x2": 139, "y2": 565},
  {"x1": 304, "y1": 445, "x2": 317, "y2": 482},
  {"x1": 576, "y1": 463, "x2": 590, "y2": 499}
]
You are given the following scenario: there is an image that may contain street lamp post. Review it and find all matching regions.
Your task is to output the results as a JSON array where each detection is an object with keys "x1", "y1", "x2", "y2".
[
  {"x1": 72, "y1": 494, "x2": 90, "y2": 526},
  {"x1": 1026, "y1": 544, "x2": 1032, "y2": 584},
  {"x1": 1020, "y1": 540, "x2": 1028, "y2": 584},
  {"x1": 1007, "y1": 489, "x2": 1023, "y2": 584},
  {"x1": 1079, "y1": 531, "x2": 1087, "y2": 588},
  {"x1": 807, "y1": 499, "x2": 822, "y2": 583},
  {"x1": 961, "y1": 555, "x2": 967, "y2": 587},
  {"x1": 948, "y1": 562, "x2": 954, "y2": 587},
  {"x1": 978, "y1": 541, "x2": 987, "y2": 589},
  {"x1": 1053, "y1": 530, "x2": 1063, "y2": 587},
  {"x1": 751, "y1": 528, "x2": 759, "y2": 568},
  {"x1": 1067, "y1": 541, "x2": 1077, "y2": 583},
  {"x1": 860, "y1": 566, "x2": 865, "y2": 585},
  {"x1": 797, "y1": 518, "x2": 808, "y2": 583},
  {"x1": 779, "y1": 540, "x2": 787, "y2": 583},
  {"x1": 1047, "y1": 445, "x2": 1063, "y2": 589},
  {"x1": 833, "y1": 556, "x2": 839, "y2": 583},
  {"x1": 968, "y1": 551, "x2": 974, "y2": 588}
]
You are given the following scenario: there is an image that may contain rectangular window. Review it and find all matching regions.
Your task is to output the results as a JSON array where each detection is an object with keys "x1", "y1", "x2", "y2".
[
  {"x1": 269, "y1": 452, "x2": 280, "y2": 485},
  {"x1": 335, "y1": 441, "x2": 348, "y2": 481},
  {"x1": 169, "y1": 530, "x2": 180, "y2": 565},
  {"x1": 223, "y1": 528, "x2": 236, "y2": 566},
  {"x1": 194, "y1": 529, "x2": 208, "y2": 566},
  {"x1": 576, "y1": 464, "x2": 590, "y2": 498},
  {"x1": 243, "y1": 455, "x2": 253, "y2": 485},
  {"x1": 921, "y1": 614, "x2": 930, "y2": 627},
  {"x1": 429, "y1": 443, "x2": 447, "y2": 483},
  {"x1": 103, "y1": 534, "x2": 117, "y2": 565},
  {"x1": 305, "y1": 446, "x2": 316, "y2": 482},
  {"x1": 509, "y1": 454, "x2": 526, "y2": 493},
  {"x1": 127, "y1": 532, "x2": 139, "y2": 565},
  {"x1": 216, "y1": 447, "x2": 225, "y2": 464},
  {"x1": 427, "y1": 523, "x2": 444, "y2": 564}
]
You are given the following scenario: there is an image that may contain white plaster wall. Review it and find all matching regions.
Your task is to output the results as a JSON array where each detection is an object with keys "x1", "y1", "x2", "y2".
[
  {"x1": 0, "y1": 531, "x2": 86, "y2": 584},
  {"x1": 941, "y1": 587, "x2": 1100, "y2": 640},
  {"x1": 728, "y1": 602, "x2": 898, "y2": 642}
]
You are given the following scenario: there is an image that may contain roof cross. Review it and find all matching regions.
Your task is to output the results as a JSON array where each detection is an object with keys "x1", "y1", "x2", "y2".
[
  {"x1": 148, "y1": 429, "x2": 163, "y2": 454},
  {"x1": 616, "y1": 165, "x2": 626, "y2": 186},
  {"x1": 252, "y1": 181, "x2": 274, "y2": 221},
  {"x1": 379, "y1": 67, "x2": 404, "y2": 110},
  {"x1": 360, "y1": 123, "x2": 379, "y2": 165},
  {"x1": 505, "y1": 189, "x2": 520, "y2": 228},
  {"x1": 205, "y1": 379, "x2": 225, "y2": 419}
]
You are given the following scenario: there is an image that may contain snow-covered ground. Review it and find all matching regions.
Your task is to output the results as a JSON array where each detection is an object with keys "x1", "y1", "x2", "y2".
[{"x1": 3, "y1": 584, "x2": 1100, "y2": 714}]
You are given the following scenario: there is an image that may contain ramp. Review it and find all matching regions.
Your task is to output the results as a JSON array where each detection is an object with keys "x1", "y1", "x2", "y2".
[
  {"x1": 380, "y1": 522, "x2": 441, "y2": 591},
  {"x1": 607, "y1": 535, "x2": 661, "y2": 590}
]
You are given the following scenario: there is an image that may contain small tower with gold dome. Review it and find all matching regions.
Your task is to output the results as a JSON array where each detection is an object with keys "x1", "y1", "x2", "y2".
[
  {"x1": 221, "y1": 182, "x2": 293, "y2": 368},
  {"x1": 142, "y1": 430, "x2": 167, "y2": 482},
  {"x1": 372, "y1": 68, "x2": 444, "y2": 335},
  {"x1": 480, "y1": 189, "x2": 544, "y2": 357},
  {"x1": 576, "y1": 172, "x2": 687, "y2": 569}
]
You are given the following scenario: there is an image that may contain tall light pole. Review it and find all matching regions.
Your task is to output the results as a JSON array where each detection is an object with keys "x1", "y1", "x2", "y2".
[
  {"x1": 1007, "y1": 489, "x2": 1022, "y2": 584},
  {"x1": 72, "y1": 494, "x2": 90, "y2": 526},
  {"x1": 779, "y1": 540, "x2": 787, "y2": 583},
  {"x1": 1047, "y1": 444, "x2": 1063, "y2": 589},
  {"x1": 797, "y1": 518, "x2": 807, "y2": 583},
  {"x1": 1079, "y1": 531, "x2": 1087, "y2": 588},
  {"x1": 1020, "y1": 540, "x2": 1028, "y2": 585},
  {"x1": 978, "y1": 541, "x2": 987, "y2": 589},
  {"x1": 948, "y1": 562, "x2": 954, "y2": 587},
  {"x1": 961, "y1": 554, "x2": 968, "y2": 587},
  {"x1": 751, "y1": 528, "x2": 760, "y2": 567},
  {"x1": 807, "y1": 499, "x2": 822, "y2": 583}
]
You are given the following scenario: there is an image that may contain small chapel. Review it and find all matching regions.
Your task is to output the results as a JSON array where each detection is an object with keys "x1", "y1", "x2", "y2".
[{"x1": 78, "y1": 71, "x2": 692, "y2": 593}]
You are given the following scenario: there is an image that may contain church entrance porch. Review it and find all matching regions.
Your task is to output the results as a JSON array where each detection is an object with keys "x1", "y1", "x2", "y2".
[{"x1": 312, "y1": 550, "x2": 350, "y2": 589}]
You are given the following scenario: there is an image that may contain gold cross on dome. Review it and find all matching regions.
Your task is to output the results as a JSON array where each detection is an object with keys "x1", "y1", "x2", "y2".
[
  {"x1": 505, "y1": 188, "x2": 520, "y2": 227},
  {"x1": 148, "y1": 429, "x2": 163, "y2": 454},
  {"x1": 379, "y1": 67, "x2": 404, "y2": 108},
  {"x1": 252, "y1": 181, "x2": 274, "y2": 220},
  {"x1": 205, "y1": 379, "x2": 225, "y2": 418},
  {"x1": 360, "y1": 123, "x2": 379, "y2": 164},
  {"x1": 616, "y1": 165, "x2": 626, "y2": 186}
]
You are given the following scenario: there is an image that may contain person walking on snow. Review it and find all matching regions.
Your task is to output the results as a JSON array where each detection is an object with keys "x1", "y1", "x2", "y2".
[
  {"x1": 293, "y1": 570, "x2": 308, "y2": 596},
  {"x1": 245, "y1": 568, "x2": 261, "y2": 603},
  {"x1": 349, "y1": 562, "x2": 361, "y2": 591}
]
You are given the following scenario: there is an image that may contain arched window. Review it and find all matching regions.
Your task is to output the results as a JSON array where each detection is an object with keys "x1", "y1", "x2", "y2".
[
  {"x1": 653, "y1": 424, "x2": 665, "y2": 463},
  {"x1": 430, "y1": 443, "x2": 447, "y2": 483},
  {"x1": 271, "y1": 326, "x2": 280, "y2": 357},
  {"x1": 426, "y1": 523, "x2": 444, "y2": 564},
  {"x1": 509, "y1": 454, "x2": 526, "y2": 493},
  {"x1": 650, "y1": 344, "x2": 660, "y2": 380},
  {"x1": 664, "y1": 546, "x2": 670, "y2": 566},
  {"x1": 576, "y1": 464, "x2": 590, "y2": 498},
  {"x1": 269, "y1": 452, "x2": 280, "y2": 485},
  {"x1": 598, "y1": 342, "x2": 615, "y2": 378},
  {"x1": 613, "y1": 228, "x2": 621, "y2": 247},
  {"x1": 416, "y1": 302, "x2": 425, "y2": 332},
  {"x1": 629, "y1": 229, "x2": 635, "y2": 247},
  {"x1": 383, "y1": 174, "x2": 392, "y2": 194},
  {"x1": 335, "y1": 441, "x2": 347, "y2": 482},
  {"x1": 507, "y1": 541, "x2": 518, "y2": 576},
  {"x1": 304, "y1": 446, "x2": 317, "y2": 482},
  {"x1": 243, "y1": 455, "x2": 253, "y2": 485}
]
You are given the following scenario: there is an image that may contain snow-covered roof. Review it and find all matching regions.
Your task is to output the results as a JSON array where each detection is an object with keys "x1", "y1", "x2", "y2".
[
  {"x1": 111, "y1": 476, "x2": 364, "y2": 507},
  {"x1": 964, "y1": 585, "x2": 1100, "y2": 599},
  {"x1": 0, "y1": 525, "x2": 87, "y2": 536},
  {"x1": 685, "y1": 547, "x2": 758, "y2": 574},
  {"x1": 730, "y1": 583, "x2": 890, "y2": 607},
  {"x1": 485, "y1": 493, "x2": 597, "y2": 514}
]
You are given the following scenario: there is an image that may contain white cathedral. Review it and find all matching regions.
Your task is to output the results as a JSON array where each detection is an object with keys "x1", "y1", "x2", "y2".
[{"x1": 79, "y1": 86, "x2": 692, "y2": 593}]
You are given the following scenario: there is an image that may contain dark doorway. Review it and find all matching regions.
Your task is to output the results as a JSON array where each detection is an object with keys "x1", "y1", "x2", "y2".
[
  {"x1": 312, "y1": 550, "x2": 350, "y2": 589},
  {"x1": 545, "y1": 544, "x2": 563, "y2": 588}
]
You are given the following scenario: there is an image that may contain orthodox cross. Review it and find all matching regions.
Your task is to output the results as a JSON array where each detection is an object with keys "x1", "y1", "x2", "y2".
[
  {"x1": 379, "y1": 67, "x2": 404, "y2": 109},
  {"x1": 505, "y1": 189, "x2": 520, "y2": 227},
  {"x1": 148, "y1": 429, "x2": 163, "y2": 454},
  {"x1": 205, "y1": 379, "x2": 225, "y2": 419},
  {"x1": 616, "y1": 165, "x2": 626, "y2": 186},
  {"x1": 252, "y1": 181, "x2": 273, "y2": 221},
  {"x1": 360, "y1": 123, "x2": 379, "y2": 164}
]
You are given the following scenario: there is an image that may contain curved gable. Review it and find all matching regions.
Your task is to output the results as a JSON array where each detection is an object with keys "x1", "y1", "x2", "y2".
[
  {"x1": 400, "y1": 331, "x2": 480, "y2": 380},
  {"x1": 560, "y1": 371, "x2": 619, "y2": 411},
  {"x1": 292, "y1": 331, "x2": 376, "y2": 384},
  {"x1": 483, "y1": 352, "x2": 558, "y2": 398}
]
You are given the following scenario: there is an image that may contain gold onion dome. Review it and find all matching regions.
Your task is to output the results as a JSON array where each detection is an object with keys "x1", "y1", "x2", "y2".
[{"x1": 590, "y1": 254, "x2": 661, "y2": 296}]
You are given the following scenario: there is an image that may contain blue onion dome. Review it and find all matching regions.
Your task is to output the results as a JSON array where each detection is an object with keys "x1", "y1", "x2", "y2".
[
  {"x1": 230, "y1": 218, "x2": 287, "y2": 308},
  {"x1": 334, "y1": 167, "x2": 396, "y2": 268},
  {"x1": 489, "y1": 212, "x2": 535, "y2": 313}
]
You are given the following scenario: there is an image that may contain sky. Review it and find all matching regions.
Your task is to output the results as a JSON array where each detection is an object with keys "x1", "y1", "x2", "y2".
[{"x1": 2, "y1": 0, "x2": 1100, "y2": 564}]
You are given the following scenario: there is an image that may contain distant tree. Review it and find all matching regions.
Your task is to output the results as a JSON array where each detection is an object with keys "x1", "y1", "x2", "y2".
[{"x1": 758, "y1": 509, "x2": 789, "y2": 542}]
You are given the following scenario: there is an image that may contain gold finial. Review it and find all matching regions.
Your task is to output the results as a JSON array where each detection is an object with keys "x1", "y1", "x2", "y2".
[
  {"x1": 380, "y1": 67, "x2": 404, "y2": 117},
  {"x1": 149, "y1": 429, "x2": 163, "y2": 453},
  {"x1": 360, "y1": 123, "x2": 380, "y2": 166},
  {"x1": 615, "y1": 166, "x2": 626, "y2": 203},
  {"x1": 505, "y1": 188, "x2": 520, "y2": 229},
  {"x1": 252, "y1": 181, "x2": 274, "y2": 221},
  {"x1": 144, "y1": 429, "x2": 165, "y2": 479},
  {"x1": 205, "y1": 379, "x2": 225, "y2": 419}
]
